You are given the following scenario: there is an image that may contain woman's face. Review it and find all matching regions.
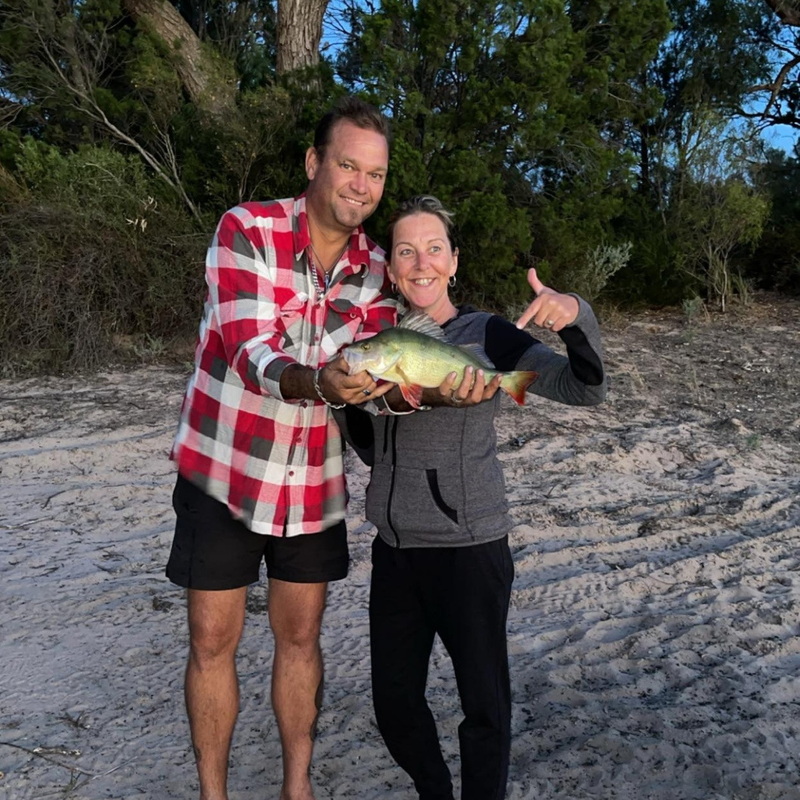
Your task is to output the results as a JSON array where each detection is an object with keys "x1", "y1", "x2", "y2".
[{"x1": 387, "y1": 212, "x2": 457, "y2": 322}]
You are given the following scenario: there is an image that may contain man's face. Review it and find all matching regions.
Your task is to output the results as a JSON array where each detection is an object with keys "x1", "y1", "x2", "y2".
[{"x1": 305, "y1": 120, "x2": 389, "y2": 235}]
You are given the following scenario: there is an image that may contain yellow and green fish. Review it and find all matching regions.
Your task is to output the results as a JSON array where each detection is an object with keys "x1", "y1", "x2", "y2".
[{"x1": 342, "y1": 311, "x2": 537, "y2": 409}]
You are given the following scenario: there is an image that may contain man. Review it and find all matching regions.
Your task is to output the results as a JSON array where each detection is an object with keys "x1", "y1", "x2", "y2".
[{"x1": 166, "y1": 96, "x2": 398, "y2": 800}]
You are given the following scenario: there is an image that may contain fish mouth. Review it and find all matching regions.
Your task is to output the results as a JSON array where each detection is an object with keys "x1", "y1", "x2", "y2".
[
  {"x1": 341, "y1": 353, "x2": 366, "y2": 375},
  {"x1": 345, "y1": 359, "x2": 383, "y2": 378}
]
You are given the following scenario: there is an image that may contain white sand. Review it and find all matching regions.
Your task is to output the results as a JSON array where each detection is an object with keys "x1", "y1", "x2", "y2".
[{"x1": 1, "y1": 305, "x2": 799, "y2": 799}]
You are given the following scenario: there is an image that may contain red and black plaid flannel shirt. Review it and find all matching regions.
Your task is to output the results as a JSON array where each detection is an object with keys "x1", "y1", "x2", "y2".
[{"x1": 171, "y1": 195, "x2": 399, "y2": 536}]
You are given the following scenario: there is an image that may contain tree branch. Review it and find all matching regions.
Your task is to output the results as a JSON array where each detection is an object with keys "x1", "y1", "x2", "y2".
[
  {"x1": 747, "y1": 54, "x2": 800, "y2": 116},
  {"x1": 35, "y1": 28, "x2": 201, "y2": 219},
  {"x1": 763, "y1": 0, "x2": 800, "y2": 27}
]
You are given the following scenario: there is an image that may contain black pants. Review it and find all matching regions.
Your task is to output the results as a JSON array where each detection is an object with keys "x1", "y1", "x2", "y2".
[{"x1": 369, "y1": 535, "x2": 514, "y2": 800}]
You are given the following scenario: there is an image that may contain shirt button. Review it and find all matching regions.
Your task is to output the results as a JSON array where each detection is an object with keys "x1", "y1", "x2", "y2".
[{"x1": 288, "y1": 470, "x2": 295, "y2": 477}]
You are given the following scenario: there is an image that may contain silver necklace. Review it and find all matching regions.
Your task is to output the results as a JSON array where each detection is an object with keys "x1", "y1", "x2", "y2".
[
  {"x1": 308, "y1": 242, "x2": 346, "y2": 299},
  {"x1": 309, "y1": 261, "x2": 329, "y2": 299}
]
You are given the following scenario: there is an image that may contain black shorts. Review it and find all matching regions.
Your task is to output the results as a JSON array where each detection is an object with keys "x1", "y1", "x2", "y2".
[{"x1": 166, "y1": 474, "x2": 349, "y2": 590}]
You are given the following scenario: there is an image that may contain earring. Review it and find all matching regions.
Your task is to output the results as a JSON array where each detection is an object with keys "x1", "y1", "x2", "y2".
[
  {"x1": 391, "y1": 283, "x2": 397, "y2": 293},
  {"x1": 448, "y1": 275, "x2": 457, "y2": 287}
]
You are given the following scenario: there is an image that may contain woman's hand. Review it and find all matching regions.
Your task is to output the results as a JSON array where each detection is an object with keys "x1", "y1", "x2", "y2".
[
  {"x1": 515, "y1": 268, "x2": 579, "y2": 332},
  {"x1": 436, "y1": 366, "x2": 503, "y2": 407}
]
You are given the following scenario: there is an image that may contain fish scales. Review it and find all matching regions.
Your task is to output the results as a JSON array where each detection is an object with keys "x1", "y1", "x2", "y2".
[{"x1": 342, "y1": 312, "x2": 537, "y2": 408}]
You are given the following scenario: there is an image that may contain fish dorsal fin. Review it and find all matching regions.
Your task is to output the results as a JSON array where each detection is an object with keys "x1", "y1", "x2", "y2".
[
  {"x1": 398, "y1": 311, "x2": 449, "y2": 342},
  {"x1": 457, "y1": 342, "x2": 493, "y2": 369},
  {"x1": 398, "y1": 312, "x2": 493, "y2": 367}
]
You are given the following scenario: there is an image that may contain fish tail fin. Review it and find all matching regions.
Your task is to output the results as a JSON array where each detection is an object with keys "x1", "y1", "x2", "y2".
[
  {"x1": 500, "y1": 370, "x2": 538, "y2": 406},
  {"x1": 399, "y1": 383, "x2": 426, "y2": 409}
]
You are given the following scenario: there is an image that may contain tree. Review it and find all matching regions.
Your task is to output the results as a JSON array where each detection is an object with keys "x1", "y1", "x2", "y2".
[
  {"x1": 747, "y1": 147, "x2": 800, "y2": 293},
  {"x1": 0, "y1": 0, "x2": 320, "y2": 216},
  {"x1": 670, "y1": 115, "x2": 770, "y2": 310},
  {"x1": 677, "y1": 178, "x2": 769, "y2": 310},
  {"x1": 614, "y1": 0, "x2": 781, "y2": 304},
  {"x1": 335, "y1": 0, "x2": 671, "y2": 308},
  {"x1": 632, "y1": 0, "x2": 773, "y2": 198},
  {"x1": 277, "y1": 0, "x2": 328, "y2": 73},
  {"x1": 126, "y1": 0, "x2": 328, "y2": 78},
  {"x1": 745, "y1": 0, "x2": 800, "y2": 129},
  {"x1": 0, "y1": 0, "x2": 189, "y2": 213},
  {"x1": 122, "y1": 0, "x2": 237, "y2": 120}
]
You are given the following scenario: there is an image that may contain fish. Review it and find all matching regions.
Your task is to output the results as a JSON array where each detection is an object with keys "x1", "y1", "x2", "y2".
[{"x1": 342, "y1": 311, "x2": 538, "y2": 409}]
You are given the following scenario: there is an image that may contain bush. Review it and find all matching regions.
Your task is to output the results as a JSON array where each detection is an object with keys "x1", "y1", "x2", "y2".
[
  {"x1": 572, "y1": 241, "x2": 633, "y2": 302},
  {"x1": 0, "y1": 141, "x2": 208, "y2": 374}
]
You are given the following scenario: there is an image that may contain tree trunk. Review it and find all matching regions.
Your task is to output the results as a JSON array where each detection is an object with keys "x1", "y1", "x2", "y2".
[
  {"x1": 123, "y1": 0, "x2": 328, "y2": 94},
  {"x1": 763, "y1": 0, "x2": 800, "y2": 27},
  {"x1": 276, "y1": 0, "x2": 328, "y2": 74},
  {"x1": 121, "y1": 0, "x2": 236, "y2": 121}
]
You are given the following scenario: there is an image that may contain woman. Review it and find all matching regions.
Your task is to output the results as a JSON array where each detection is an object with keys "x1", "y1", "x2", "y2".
[{"x1": 345, "y1": 195, "x2": 607, "y2": 800}]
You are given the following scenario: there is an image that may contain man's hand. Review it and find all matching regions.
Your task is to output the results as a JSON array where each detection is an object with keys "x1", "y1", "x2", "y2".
[
  {"x1": 318, "y1": 355, "x2": 393, "y2": 405},
  {"x1": 515, "y1": 267, "x2": 579, "y2": 332}
]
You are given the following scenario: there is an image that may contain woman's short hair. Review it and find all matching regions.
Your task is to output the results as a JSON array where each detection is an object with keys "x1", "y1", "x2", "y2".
[{"x1": 386, "y1": 195, "x2": 456, "y2": 255}]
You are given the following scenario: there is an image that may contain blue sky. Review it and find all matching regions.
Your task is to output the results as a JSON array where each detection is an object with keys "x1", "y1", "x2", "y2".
[{"x1": 764, "y1": 124, "x2": 799, "y2": 154}]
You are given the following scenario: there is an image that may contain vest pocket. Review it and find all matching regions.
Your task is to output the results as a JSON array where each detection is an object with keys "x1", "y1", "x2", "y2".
[
  {"x1": 425, "y1": 469, "x2": 458, "y2": 523},
  {"x1": 377, "y1": 464, "x2": 461, "y2": 538},
  {"x1": 365, "y1": 464, "x2": 393, "y2": 532}
]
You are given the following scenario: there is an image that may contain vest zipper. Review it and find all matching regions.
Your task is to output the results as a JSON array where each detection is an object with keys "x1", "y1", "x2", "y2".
[{"x1": 385, "y1": 416, "x2": 401, "y2": 547}]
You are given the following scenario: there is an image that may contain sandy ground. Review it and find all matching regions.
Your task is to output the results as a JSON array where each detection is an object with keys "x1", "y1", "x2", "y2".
[{"x1": 1, "y1": 294, "x2": 799, "y2": 800}]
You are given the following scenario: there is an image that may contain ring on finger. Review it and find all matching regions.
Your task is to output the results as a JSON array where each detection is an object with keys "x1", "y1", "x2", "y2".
[
  {"x1": 362, "y1": 388, "x2": 371, "y2": 396},
  {"x1": 546, "y1": 318, "x2": 555, "y2": 327}
]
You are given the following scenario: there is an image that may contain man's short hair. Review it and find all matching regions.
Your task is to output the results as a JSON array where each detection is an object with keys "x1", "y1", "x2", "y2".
[{"x1": 313, "y1": 96, "x2": 391, "y2": 156}]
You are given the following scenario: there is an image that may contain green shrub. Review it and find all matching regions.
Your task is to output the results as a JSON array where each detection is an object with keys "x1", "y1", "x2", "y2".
[
  {"x1": 573, "y1": 241, "x2": 633, "y2": 302},
  {"x1": 0, "y1": 141, "x2": 208, "y2": 374}
]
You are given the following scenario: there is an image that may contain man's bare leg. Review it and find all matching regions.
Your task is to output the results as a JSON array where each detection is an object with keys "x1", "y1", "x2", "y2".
[
  {"x1": 268, "y1": 578, "x2": 328, "y2": 800},
  {"x1": 185, "y1": 587, "x2": 247, "y2": 800}
]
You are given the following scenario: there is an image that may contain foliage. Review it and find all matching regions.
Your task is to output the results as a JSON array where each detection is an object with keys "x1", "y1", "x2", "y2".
[
  {"x1": 674, "y1": 177, "x2": 769, "y2": 310},
  {"x1": 335, "y1": 0, "x2": 671, "y2": 310},
  {"x1": 636, "y1": 111, "x2": 769, "y2": 310},
  {"x1": 575, "y1": 241, "x2": 634, "y2": 302},
  {"x1": 741, "y1": 0, "x2": 800, "y2": 131},
  {"x1": 747, "y1": 148, "x2": 800, "y2": 294},
  {"x1": 0, "y1": 142, "x2": 207, "y2": 374},
  {"x1": 173, "y1": 0, "x2": 278, "y2": 90},
  {"x1": 617, "y1": 0, "x2": 783, "y2": 305},
  {"x1": 611, "y1": 193, "x2": 686, "y2": 306},
  {"x1": 0, "y1": 0, "x2": 798, "y2": 373}
]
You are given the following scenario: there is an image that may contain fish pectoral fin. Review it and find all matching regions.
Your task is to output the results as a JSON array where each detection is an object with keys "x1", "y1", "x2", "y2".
[{"x1": 399, "y1": 383, "x2": 425, "y2": 409}]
